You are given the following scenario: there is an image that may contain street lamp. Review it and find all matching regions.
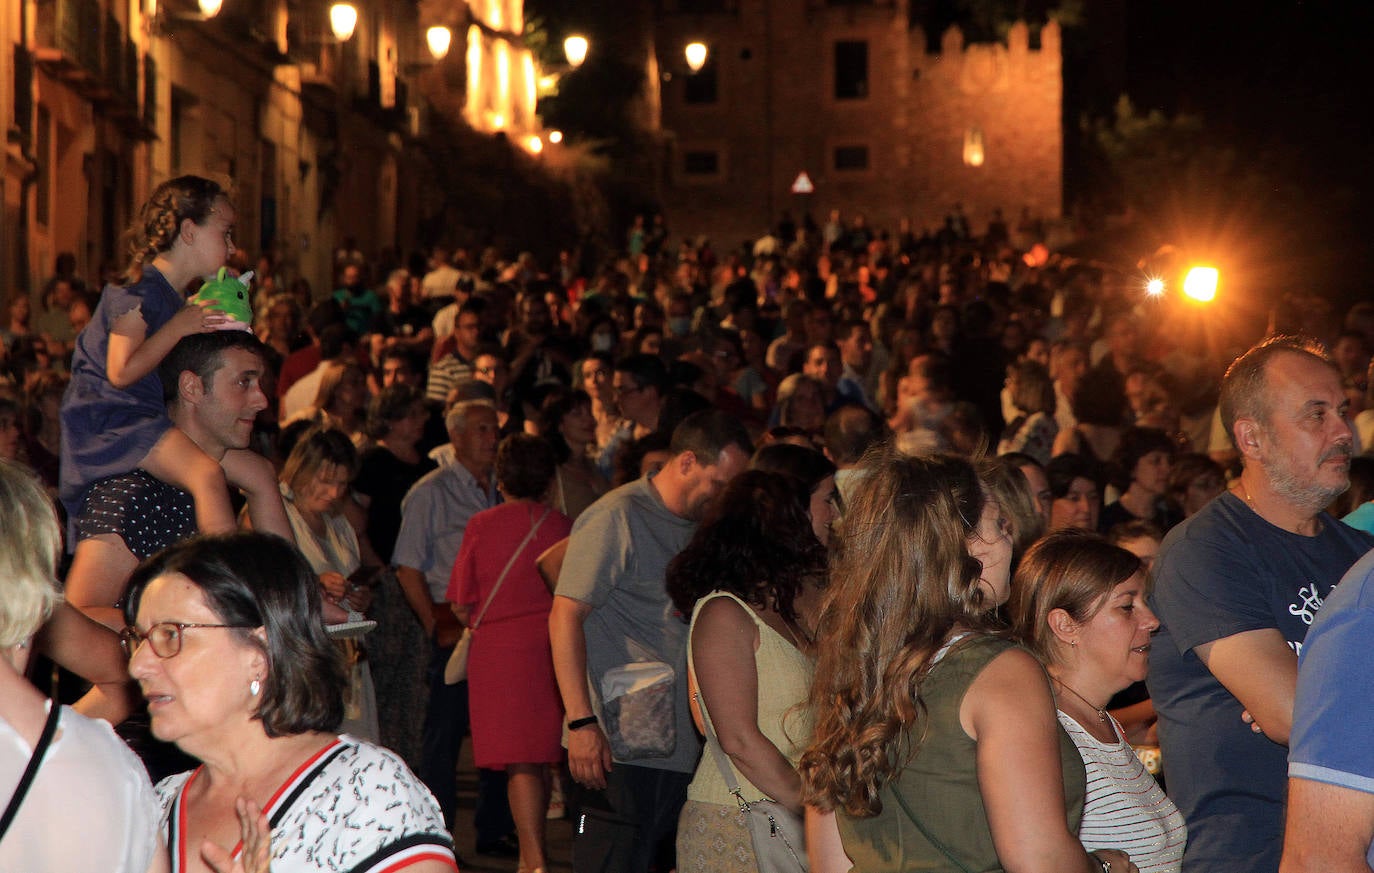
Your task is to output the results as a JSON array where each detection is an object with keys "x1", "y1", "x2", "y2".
[
  {"x1": 548, "y1": 130, "x2": 563, "y2": 144},
  {"x1": 1183, "y1": 266, "x2": 1219, "y2": 302},
  {"x1": 329, "y1": 2, "x2": 357, "y2": 41},
  {"x1": 426, "y1": 25, "x2": 452, "y2": 59},
  {"x1": 564, "y1": 35, "x2": 588, "y2": 69},
  {"x1": 198, "y1": 0, "x2": 223, "y2": 18},
  {"x1": 684, "y1": 41, "x2": 708, "y2": 73}
]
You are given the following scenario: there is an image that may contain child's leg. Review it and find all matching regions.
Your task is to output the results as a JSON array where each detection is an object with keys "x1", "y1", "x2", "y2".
[
  {"x1": 220, "y1": 448, "x2": 295, "y2": 543},
  {"x1": 141, "y1": 428, "x2": 236, "y2": 534}
]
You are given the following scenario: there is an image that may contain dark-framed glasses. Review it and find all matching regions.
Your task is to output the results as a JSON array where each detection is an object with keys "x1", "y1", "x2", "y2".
[{"x1": 120, "y1": 621, "x2": 252, "y2": 659}]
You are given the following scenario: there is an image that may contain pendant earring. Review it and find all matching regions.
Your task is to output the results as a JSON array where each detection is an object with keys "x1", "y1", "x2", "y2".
[{"x1": 250, "y1": 679, "x2": 261, "y2": 697}]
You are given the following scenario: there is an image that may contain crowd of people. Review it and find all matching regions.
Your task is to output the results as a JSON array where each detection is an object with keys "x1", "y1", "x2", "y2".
[{"x1": 3, "y1": 172, "x2": 1374, "y2": 872}]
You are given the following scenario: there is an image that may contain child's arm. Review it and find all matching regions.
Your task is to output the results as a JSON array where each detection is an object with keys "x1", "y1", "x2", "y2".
[{"x1": 107, "y1": 302, "x2": 223, "y2": 389}]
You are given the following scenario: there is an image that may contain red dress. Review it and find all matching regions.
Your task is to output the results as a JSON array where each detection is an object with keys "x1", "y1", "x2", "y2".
[{"x1": 447, "y1": 501, "x2": 573, "y2": 767}]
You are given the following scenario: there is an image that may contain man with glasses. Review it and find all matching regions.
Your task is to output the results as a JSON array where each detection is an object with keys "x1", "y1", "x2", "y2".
[
  {"x1": 427, "y1": 300, "x2": 483, "y2": 402},
  {"x1": 597, "y1": 354, "x2": 670, "y2": 480}
]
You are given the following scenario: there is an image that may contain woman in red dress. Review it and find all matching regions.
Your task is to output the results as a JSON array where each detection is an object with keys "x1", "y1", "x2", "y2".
[{"x1": 448, "y1": 433, "x2": 573, "y2": 873}]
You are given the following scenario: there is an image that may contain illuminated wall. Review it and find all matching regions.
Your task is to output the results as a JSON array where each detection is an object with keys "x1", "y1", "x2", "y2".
[{"x1": 464, "y1": 0, "x2": 536, "y2": 138}]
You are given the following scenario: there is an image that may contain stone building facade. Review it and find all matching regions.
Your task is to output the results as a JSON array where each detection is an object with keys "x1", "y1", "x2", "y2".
[{"x1": 654, "y1": 0, "x2": 1062, "y2": 247}]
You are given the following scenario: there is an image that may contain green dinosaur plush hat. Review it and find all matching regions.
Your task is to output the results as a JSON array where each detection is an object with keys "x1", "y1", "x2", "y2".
[{"x1": 191, "y1": 267, "x2": 253, "y2": 331}]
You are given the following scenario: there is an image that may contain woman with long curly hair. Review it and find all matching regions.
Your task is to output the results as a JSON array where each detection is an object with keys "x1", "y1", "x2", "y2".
[
  {"x1": 799, "y1": 451, "x2": 1137, "y2": 873},
  {"x1": 667, "y1": 470, "x2": 827, "y2": 873}
]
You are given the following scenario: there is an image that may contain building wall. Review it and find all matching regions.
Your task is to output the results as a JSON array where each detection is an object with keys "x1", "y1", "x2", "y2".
[{"x1": 656, "y1": 0, "x2": 1061, "y2": 248}]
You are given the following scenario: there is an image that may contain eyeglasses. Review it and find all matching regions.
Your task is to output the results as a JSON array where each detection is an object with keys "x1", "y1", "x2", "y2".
[{"x1": 120, "y1": 622, "x2": 252, "y2": 659}]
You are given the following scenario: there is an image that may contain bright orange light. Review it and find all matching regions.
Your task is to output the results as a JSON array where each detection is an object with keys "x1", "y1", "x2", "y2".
[
  {"x1": 526, "y1": 135, "x2": 543, "y2": 154},
  {"x1": 1183, "y1": 266, "x2": 1218, "y2": 302},
  {"x1": 564, "y1": 35, "x2": 588, "y2": 69},
  {"x1": 548, "y1": 130, "x2": 563, "y2": 144},
  {"x1": 1145, "y1": 277, "x2": 1165, "y2": 297}
]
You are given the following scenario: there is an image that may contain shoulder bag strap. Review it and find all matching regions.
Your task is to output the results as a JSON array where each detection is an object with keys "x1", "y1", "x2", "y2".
[
  {"x1": 687, "y1": 593, "x2": 750, "y2": 806},
  {"x1": 0, "y1": 700, "x2": 61, "y2": 842},
  {"x1": 471, "y1": 506, "x2": 551, "y2": 630}
]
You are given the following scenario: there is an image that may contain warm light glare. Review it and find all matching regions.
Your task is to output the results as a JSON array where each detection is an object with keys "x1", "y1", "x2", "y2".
[
  {"x1": 564, "y1": 35, "x2": 589, "y2": 68},
  {"x1": 1183, "y1": 266, "x2": 1219, "y2": 302},
  {"x1": 426, "y1": 26, "x2": 452, "y2": 60},
  {"x1": 962, "y1": 127, "x2": 985, "y2": 168},
  {"x1": 526, "y1": 136, "x2": 543, "y2": 154},
  {"x1": 491, "y1": 112, "x2": 505, "y2": 129},
  {"x1": 329, "y1": 2, "x2": 357, "y2": 41},
  {"x1": 198, "y1": 0, "x2": 222, "y2": 17},
  {"x1": 548, "y1": 130, "x2": 563, "y2": 144},
  {"x1": 1145, "y1": 277, "x2": 1165, "y2": 296},
  {"x1": 685, "y1": 42, "x2": 708, "y2": 73}
]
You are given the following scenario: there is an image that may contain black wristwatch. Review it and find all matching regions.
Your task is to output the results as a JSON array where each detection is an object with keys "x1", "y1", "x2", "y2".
[{"x1": 568, "y1": 715, "x2": 599, "y2": 731}]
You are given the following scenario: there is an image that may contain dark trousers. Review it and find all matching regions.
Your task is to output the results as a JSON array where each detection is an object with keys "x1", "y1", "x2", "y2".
[
  {"x1": 417, "y1": 643, "x2": 513, "y2": 842},
  {"x1": 568, "y1": 764, "x2": 693, "y2": 873}
]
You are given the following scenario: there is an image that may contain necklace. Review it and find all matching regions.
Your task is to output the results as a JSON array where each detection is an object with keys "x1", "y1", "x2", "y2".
[{"x1": 1055, "y1": 678, "x2": 1108, "y2": 723}]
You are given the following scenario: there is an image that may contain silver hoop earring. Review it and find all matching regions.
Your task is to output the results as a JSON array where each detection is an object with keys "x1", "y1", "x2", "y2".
[{"x1": 250, "y1": 679, "x2": 261, "y2": 697}]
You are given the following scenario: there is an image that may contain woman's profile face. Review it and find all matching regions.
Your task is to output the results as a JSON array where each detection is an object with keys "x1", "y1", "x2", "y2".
[
  {"x1": 1068, "y1": 571, "x2": 1159, "y2": 691},
  {"x1": 808, "y1": 475, "x2": 839, "y2": 543},
  {"x1": 969, "y1": 499, "x2": 1014, "y2": 607},
  {"x1": 297, "y1": 461, "x2": 351, "y2": 515},
  {"x1": 560, "y1": 402, "x2": 596, "y2": 448},
  {"x1": 128, "y1": 573, "x2": 263, "y2": 751}
]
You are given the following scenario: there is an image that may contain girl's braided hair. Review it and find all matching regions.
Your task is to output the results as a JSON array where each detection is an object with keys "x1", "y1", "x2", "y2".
[{"x1": 124, "y1": 175, "x2": 226, "y2": 283}]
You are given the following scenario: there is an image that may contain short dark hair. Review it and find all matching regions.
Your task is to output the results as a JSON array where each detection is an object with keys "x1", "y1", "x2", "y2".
[
  {"x1": 159, "y1": 331, "x2": 267, "y2": 404},
  {"x1": 124, "y1": 533, "x2": 346, "y2": 737},
  {"x1": 750, "y1": 443, "x2": 836, "y2": 494},
  {"x1": 1108, "y1": 426, "x2": 1176, "y2": 492},
  {"x1": 1219, "y1": 334, "x2": 1334, "y2": 450},
  {"x1": 823, "y1": 405, "x2": 890, "y2": 466},
  {"x1": 1046, "y1": 452, "x2": 1103, "y2": 499},
  {"x1": 615, "y1": 353, "x2": 670, "y2": 395},
  {"x1": 658, "y1": 387, "x2": 713, "y2": 438},
  {"x1": 495, "y1": 433, "x2": 558, "y2": 499},
  {"x1": 366, "y1": 384, "x2": 425, "y2": 440},
  {"x1": 669, "y1": 409, "x2": 753, "y2": 464}
]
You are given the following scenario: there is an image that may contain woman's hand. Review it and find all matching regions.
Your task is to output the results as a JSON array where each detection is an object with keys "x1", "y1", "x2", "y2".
[
  {"x1": 319, "y1": 571, "x2": 349, "y2": 601},
  {"x1": 201, "y1": 797, "x2": 270, "y2": 873},
  {"x1": 1091, "y1": 849, "x2": 1138, "y2": 873}
]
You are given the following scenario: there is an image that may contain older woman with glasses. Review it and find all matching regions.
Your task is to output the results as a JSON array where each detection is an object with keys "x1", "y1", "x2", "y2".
[{"x1": 123, "y1": 531, "x2": 457, "y2": 873}]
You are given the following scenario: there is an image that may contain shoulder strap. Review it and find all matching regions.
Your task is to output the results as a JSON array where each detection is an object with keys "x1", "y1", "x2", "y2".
[
  {"x1": 0, "y1": 700, "x2": 61, "y2": 841},
  {"x1": 472, "y1": 506, "x2": 551, "y2": 629},
  {"x1": 688, "y1": 593, "x2": 751, "y2": 805}
]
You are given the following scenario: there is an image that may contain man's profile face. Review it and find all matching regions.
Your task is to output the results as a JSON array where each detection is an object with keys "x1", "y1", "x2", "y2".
[
  {"x1": 1254, "y1": 353, "x2": 1354, "y2": 510},
  {"x1": 451, "y1": 407, "x2": 499, "y2": 474},
  {"x1": 682, "y1": 444, "x2": 749, "y2": 521},
  {"x1": 198, "y1": 348, "x2": 268, "y2": 452}
]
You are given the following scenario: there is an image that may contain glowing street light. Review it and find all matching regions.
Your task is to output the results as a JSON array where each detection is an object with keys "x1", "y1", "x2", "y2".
[
  {"x1": 426, "y1": 25, "x2": 453, "y2": 60},
  {"x1": 198, "y1": 0, "x2": 223, "y2": 18},
  {"x1": 526, "y1": 135, "x2": 544, "y2": 154},
  {"x1": 329, "y1": 2, "x2": 357, "y2": 41},
  {"x1": 684, "y1": 42, "x2": 708, "y2": 73},
  {"x1": 548, "y1": 130, "x2": 564, "y2": 144},
  {"x1": 1183, "y1": 266, "x2": 1219, "y2": 303},
  {"x1": 1145, "y1": 277, "x2": 1165, "y2": 297},
  {"x1": 564, "y1": 35, "x2": 589, "y2": 68}
]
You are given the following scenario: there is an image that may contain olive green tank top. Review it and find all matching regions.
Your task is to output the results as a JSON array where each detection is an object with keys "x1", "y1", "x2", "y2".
[{"x1": 838, "y1": 634, "x2": 1086, "y2": 872}]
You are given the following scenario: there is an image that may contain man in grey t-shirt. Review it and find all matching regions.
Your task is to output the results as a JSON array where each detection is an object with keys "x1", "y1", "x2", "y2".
[{"x1": 551, "y1": 410, "x2": 751, "y2": 873}]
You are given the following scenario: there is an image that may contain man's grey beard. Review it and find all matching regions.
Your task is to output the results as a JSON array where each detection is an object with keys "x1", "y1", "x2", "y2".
[{"x1": 1263, "y1": 446, "x2": 1352, "y2": 515}]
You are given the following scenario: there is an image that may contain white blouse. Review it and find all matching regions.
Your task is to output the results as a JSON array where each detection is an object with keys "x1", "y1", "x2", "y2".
[
  {"x1": 0, "y1": 703, "x2": 162, "y2": 873},
  {"x1": 1058, "y1": 711, "x2": 1187, "y2": 873}
]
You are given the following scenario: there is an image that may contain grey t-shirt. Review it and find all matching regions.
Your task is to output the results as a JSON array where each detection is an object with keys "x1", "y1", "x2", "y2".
[{"x1": 556, "y1": 475, "x2": 699, "y2": 773}]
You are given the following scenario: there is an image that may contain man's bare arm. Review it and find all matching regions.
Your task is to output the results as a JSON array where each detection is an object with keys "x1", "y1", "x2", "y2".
[
  {"x1": 1196, "y1": 627, "x2": 1298, "y2": 744},
  {"x1": 1280, "y1": 778, "x2": 1374, "y2": 873}
]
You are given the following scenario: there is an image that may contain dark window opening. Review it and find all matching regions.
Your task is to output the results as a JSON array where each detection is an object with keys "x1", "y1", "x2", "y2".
[
  {"x1": 834, "y1": 41, "x2": 868, "y2": 100},
  {"x1": 834, "y1": 145, "x2": 869, "y2": 171},
  {"x1": 684, "y1": 62, "x2": 718, "y2": 104},
  {"x1": 684, "y1": 150, "x2": 720, "y2": 175}
]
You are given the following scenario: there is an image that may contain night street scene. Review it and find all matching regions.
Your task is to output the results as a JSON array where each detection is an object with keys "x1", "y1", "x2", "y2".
[{"x1": 4, "y1": 1, "x2": 1374, "y2": 872}]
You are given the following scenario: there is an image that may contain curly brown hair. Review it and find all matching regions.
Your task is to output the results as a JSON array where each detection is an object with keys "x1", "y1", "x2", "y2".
[
  {"x1": 124, "y1": 175, "x2": 227, "y2": 283},
  {"x1": 799, "y1": 450, "x2": 1000, "y2": 817}
]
